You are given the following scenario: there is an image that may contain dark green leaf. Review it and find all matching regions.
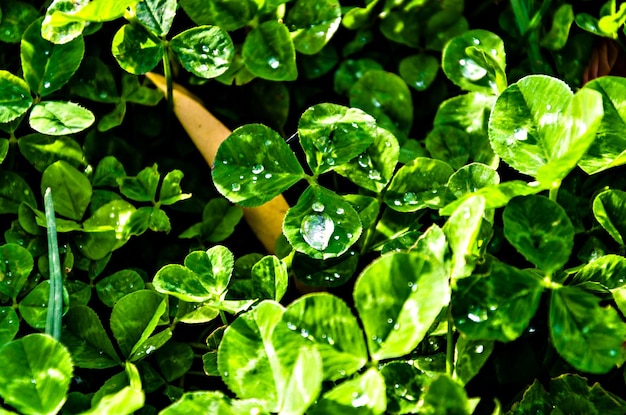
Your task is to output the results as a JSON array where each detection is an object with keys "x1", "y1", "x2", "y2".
[
  {"x1": 354, "y1": 252, "x2": 449, "y2": 361},
  {"x1": 503, "y1": 195, "x2": 574, "y2": 272},
  {"x1": 212, "y1": 124, "x2": 305, "y2": 206},
  {"x1": 0, "y1": 70, "x2": 32, "y2": 123},
  {"x1": 111, "y1": 24, "x2": 163, "y2": 75},
  {"x1": 135, "y1": 0, "x2": 176, "y2": 36},
  {"x1": 71, "y1": 57, "x2": 120, "y2": 103},
  {"x1": 21, "y1": 17, "x2": 84, "y2": 96},
  {"x1": 179, "y1": 0, "x2": 258, "y2": 31},
  {"x1": 454, "y1": 337, "x2": 494, "y2": 385},
  {"x1": 119, "y1": 164, "x2": 160, "y2": 203},
  {"x1": 155, "y1": 341, "x2": 194, "y2": 382},
  {"x1": 19, "y1": 281, "x2": 69, "y2": 329},
  {"x1": 425, "y1": 126, "x2": 471, "y2": 170},
  {"x1": 0, "y1": 170, "x2": 37, "y2": 214},
  {"x1": 93, "y1": 156, "x2": 126, "y2": 187},
  {"x1": 18, "y1": 133, "x2": 85, "y2": 172},
  {"x1": 292, "y1": 250, "x2": 359, "y2": 288},
  {"x1": 29, "y1": 101, "x2": 95, "y2": 135},
  {"x1": 541, "y1": 4, "x2": 575, "y2": 50},
  {"x1": 96, "y1": 269, "x2": 145, "y2": 307},
  {"x1": 0, "y1": 334, "x2": 73, "y2": 415},
  {"x1": 0, "y1": 307, "x2": 19, "y2": 346},
  {"x1": 399, "y1": 54, "x2": 439, "y2": 91},
  {"x1": 41, "y1": 160, "x2": 92, "y2": 221},
  {"x1": 242, "y1": 21, "x2": 297, "y2": 81},
  {"x1": 283, "y1": 185, "x2": 362, "y2": 259},
  {"x1": 170, "y1": 26, "x2": 234, "y2": 79},
  {"x1": 453, "y1": 261, "x2": 543, "y2": 342},
  {"x1": 333, "y1": 58, "x2": 382, "y2": 96},
  {"x1": 0, "y1": 1, "x2": 39, "y2": 43},
  {"x1": 380, "y1": 361, "x2": 424, "y2": 414},
  {"x1": 0, "y1": 243, "x2": 34, "y2": 299},
  {"x1": 285, "y1": 0, "x2": 341, "y2": 55}
]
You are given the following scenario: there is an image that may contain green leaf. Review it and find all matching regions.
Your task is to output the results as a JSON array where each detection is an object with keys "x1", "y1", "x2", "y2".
[
  {"x1": 349, "y1": 70, "x2": 413, "y2": 137},
  {"x1": 419, "y1": 374, "x2": 471, "y2": 415},
  {"x1": 308, "y1": 368, "x2": 386, "y2": 414},
  {"x1": 110, "y1": 290, "x2": 167, "y2": 358},
  {"x1": 29, "y1": 101, "x2": 95, "y2": 135},
  {"x1": 425, "y1": 125, "x2": 471, "y2": 170},
  {"x1": 0, "y1": 333, "x2": 73, "y2": 415},
  {"x1": 399, "y1": 54, "x2": 439, "y2": 91},
  {"x1": 18, "y1": 133, "x2": 85, "y2": 172},
  {"x1": 285, "y1": 0, "x2": 341, "y2": 55},
  {"x1": 40, "y1": 0, "x2": 86, "y2": 45},
  {"x1": 443, "y1": 195, "x2": 487, "y2": 280},
  {"x1": 580, "y1": 76, "x2": 626, "y2": 174},
  {"x1": 384, "y1": 157, "x2": 454, "y2": 212},
  {"x1": 0, "y1": 243, "x2": 34, "y2": 299},
  {"x1": 0, "y1": 139, "x2": 8, "y2": 164},
  {"x1": 96, "y1": 269, "x2": 145, "y2": 307},
  {"x1": 291, "y1": 250, "x2": 359, "y2": 288},
  {"x1": 179, "y1": 0, "x2": 258, "y2": 31},
  {"x1": 354, "y1": 252, "x2": 449, "y2": 361},
  {"x1": 488, "y1": 75, "x2": 603, "y2": 183},
  {"x1": 62, "y1": 305, "x2": 120, "y2": 368},
  {"x1": 71, "y1": 57, "x2": 120, "y2": 103},
  {"x1": 21, "y1": 17, "x2": 84, "y2": 96},
  {"x1": 0, "y1": 307, "x2": 19, "y2": 346},
  {"x1": 541, "y1": 4, "x2": 574, "y2": 50},
  {"x1": 454, "y1": 336, "x2": 494, "y2": 385},
  {"x1": 111, "y1": 24, "x2": 163, "y2": 75},
  {"x1": 0, "y1": 1, "x2": 39, "y2": 43},
  {"x1": 242, "y1": 21, "x2": 297, "y2": 81},
  {"x1": 0, "y1": 70, "x2": 32, "y2": 123},
  {"x1": 251, "y1": 255, "x2": 288, "y2": 302},
  {"x1": 424, "y1": 10, "x2": 469, "y2": 51},
  {"x1": 135, "y1": 0, "x2": 176, "y2": 37},
  {"x1": 180, "y1": 198, "x2": 243, "y2": 242},
  {"x1": 298, "y1": 103, "x2": 377, "y2": 174},
  {"x1": 57, "y1": 0, "x2": 139, "y2": 22},
  {"x1": 19, "y1": 281, "x2": 68, "y2": 329},
  {"x1": 380, "y1": 361, "x2": 424, "y2": 414},
  {"x1": 442, "y1": 29, "x2": 506, "y2": 95},
  {"x1": 550, "y1": 286, "x2": 626, "y2": 374},
  {"x1": 283, "y1": 185, "x2": 362, "y2": 260},
  {"x1": 333, "y1": 58, "x2": 382, "y2": 96},
  {"x1": 0, "y1": 170, "x2": 37, "y2": 214},
  {"x1": 212, "y1": 124, "x2": 305, "y2": 206},
  {"x1": 503, "y1": 195, "x2": 574, "y2": 272},
  {"x1": 41, "y1": 160, "x2": 92, "y2": 221},
  {"x1": 170, "y1": 26, "x2": 234, "y2": 79},
  {"x1": 82, "y1": 362, "x2": 144, "y2": 415},
  {"x1": 447, "y1": 163, "x2": 499, "y2": 199},
  {"x1": 276, "y1": 293, "x2": 368, "y2": 380},
  {"x1": 155, "y1": 341, "x2": 194, "y2": 382},
  {"x1": 160, "y1": 391, "x2": 267, "y2": 415},
  {"x1": 158, "y1": 169, "x2": 191, "y2": 205},
  {"x1": 118, "y1": 164, "x2": 159, "y2": 203},
  {"x1": 453, "y1": 260, "x2": 543, "y2": 342},
  {"x1": 93, "y1": 156, "x2": 126, "y2": 187}
]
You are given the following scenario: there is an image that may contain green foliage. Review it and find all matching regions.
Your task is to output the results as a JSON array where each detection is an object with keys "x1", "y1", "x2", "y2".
[{"x1": 1, "y1": 0, "x2": 626, "y2": 414}]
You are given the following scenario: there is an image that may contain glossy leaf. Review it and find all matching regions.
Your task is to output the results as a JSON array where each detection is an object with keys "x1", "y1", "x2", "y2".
[
  {"x1": 242, "y1": 21, "x2": 297, "y2": 81},
  {"x1": 349, "y1": 70, "x2": 413, "y2": 137},
  {"x1": 119, "y1": 164, "x2": 159, "y2": 202},
  {"x1": 399, "y1": 53, "x2": 439, "y2": 91},
  {"x1": 425, "y1": 125, "x2": 471, "y2": 170},
  {"x1": 158, "y1": 169, "x2": 191, "y2": 205},
  {"x1": 111, "y1": 24, "x2": 163, "y2": 75},
  {"x1": 447, "y1": 163, "x2": 500, "y2": 199},
  {"x1": 213, "y1": 124, "x2": 305, "y2": 206},
  {"x1": 0, "y1": 170, "x2": 37, "y2": 214},
  {"x1": 179, "y1": 0, "x2": 257, "y2": 31},
  {"x1": 92, "y1": 156, "x2": 126, "y2": 187},
  {"x1": 29, "y1": 101, "x2": 95, "y2": 135},
  {"x1": 57, "y1": 0, "x2": 138, "y2": 22},
  {"x1": 384, "y1": 157, "x2": 454, "y2": 212},
  {"x1": 580, "y1": 77, "x2": 626, "y2": 174},
  {"x1": 488, "y1": 75, "x2": 603, "y2": 183},
  {"x1": 62, "y1": 305, "x2": 120, "y2": 368},
  {"x1": 308, "y1": 368, "x2": 386, "y2": 415},
  {"x1": 0, "y1": 333, "x2": 73, "y2": 415},
  {"x1": 503, "y1": 195, "x2": 574, "y2": 272},
  {"x1": 442, "y1": 29, "x2": 506, "y2": 95},
  {"x1": 135, "y1": 0, "x2": 176, "y2": 37},
  {"x1": 0, "y1": 70, "x2": 32, "y2": 123},
  {"x1": 18, "y1": 134, "x2": 84, "y2": 172},
  {"x1": 21, "y1": 17, "x2": 84, "y2": 96},
  {"x1": 454, "y1": 336, "x2": 494, "y2": 385},
  {"x1": 40, "y1": 160, "x2": 92, "y2": 221},
  {"x1": 453, "y1": 261, "x2": 543, "y2": 342},
  {"x1": 96, "y1": 269, "x2": 145, "y2": 307},
  {"x1": 292, "y1": 250, "x2": 359, "y2": 288},
  {"x1": 334, "y1": 126, "x2": 399, "y2": 192},
  {"x1": 276, "y1": 293, "x2": 368, "y2": 380},
  {"x1": 419, "y1": 374, "x2": 471, "y2": 415},
  {"x1": 20, "y1": 281, "x2": 68, "y2": 330},
  {"x1": 380, "y1": 361, "x2": 424, "y2": 414},
  {"x1": 0, "y1": 307, "x2": 19, "y2": 346},
  {"x1": 298, "y1": 103, "x2": 377, "y2": 174},
  {"x1": 110, "y1": 290, "x2": 167, "y2": 358},
  {"x1": 285, "y1": 0, "x2": 341, "y2": 55},
  {"x1": 82, "y1": 362, "x2": 144, "y2": 415},
  {"x1": 0, "y1": 243, "x2": 34, "y2": 299},
  {"x1": 251, "y1": 255, "x2": 288, "y2": 302},
  {"x1": 170, "y1": 26, "x2": 234, "y2": 79},
  {"x1": 179, "y1": 198, "x2": 243, "y2": 242},
  {"x1": 160, "y1": 391, "x2": 266, "y2": 415},
  {"x1": 550, "y1": 286, "x2": 626, "y2": 374},
  {"x1": 354, "y1": 252, "x2": 449, "y2": 361},
  {"x1": 283, "y1": 185, "x2": 361, "y2": 259}
]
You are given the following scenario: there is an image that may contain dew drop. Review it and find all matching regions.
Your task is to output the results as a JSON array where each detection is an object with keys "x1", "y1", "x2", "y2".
[
  {"x1": 301, "y1": 213, "x2": 334, "y2": 250},
  {"x1": 252, "y1": 164, "x2": 264, "y2": 174},
  {"x1": 459, "y1": 58, "x2": 487, "y2": 81},
  {"x1": 43, "y1": 81, "x2": 51, "y2": 89},
  {"x1": 351, "y1": 393, "x2": 369, "y2": 407},
  {"x1": 231, "y1": 183, "x2": 241, "y2": 192},
  {"x1": 201, "y1": 44, "x2": 210, "y2": 52},
  {"x1": 467, "y1": 306, "x2": 489, "y2": 323},
  {"x1": 474, "y1": 344, "x2": 484, "y2": 354},
  {"x1": 368, "y1": 169, "x2": 381, "y2": 180},
  {"x1": 358, "y1": 154, "x2": 371, "y2": 168},
  {"x1": 264, "y1": 172, "x2": 272, "y2": 179},
  {"x1": 513, "y1": 127, "x2": 528, "y2": 141},
  {"x1": 326, "y1": 157, "x2": 335, "y2": 166},
  {"x1": 336, "y1": 207, "x2": 344, "y2": 215},
  {"x1": 312, "y1": 202, "x2": 325, "y2": 212},
  {"x1": 403, "y1": 192, "x2": 418, "y2": 205},
  {"x1": 268, "y1": 57, "x2": 280, "y2": 69}
]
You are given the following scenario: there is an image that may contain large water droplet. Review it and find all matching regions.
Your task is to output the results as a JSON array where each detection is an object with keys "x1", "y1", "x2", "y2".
[
  {"x1": 467, "y1": 305, "x2": 489, "y2": 323},
  {"x1": 403, "y1": 192, "x2": 418, "y2": 205},
  {"x1": 513, "y1": 127, "x2": 528, "y2": 141},
  {"x1": 231, "y1": 183, "x2": 241, "y2": 192},
  {"x1": 352, "y1": 392, "x2": 369, "y2": 407},
  {"x1": 252, "y1": 164, "x2": 264, "y2": 174},
  {"x1": 301, "y1": 213, "x2": 334, "y2": 250},
  {"x1": 312, "y1": 202, "x2": 325, "y2": 212},
  {"x1": 268, "y1": 57, "x2": 280, "y2": 69},
  {"x1": 459, "y1": 58, "x2": 487, "y2": 81}
]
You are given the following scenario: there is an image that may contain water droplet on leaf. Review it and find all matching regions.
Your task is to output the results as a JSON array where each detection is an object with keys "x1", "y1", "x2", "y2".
[
  {"x1": 231, "y1": 183, "x2": 241, "y2": 192},
  {"x1": 312, "y1": 202, "x2": 325, "y2": 212},
  {"x1": 252, "y1": 164, "x2": 264, "y2": 174},
  {"x1": 459, "y1": 58, "x2": 487, "y2": 81},
  {"x1": 301, "y1": 213, "x2": 334, "y2": 250}
]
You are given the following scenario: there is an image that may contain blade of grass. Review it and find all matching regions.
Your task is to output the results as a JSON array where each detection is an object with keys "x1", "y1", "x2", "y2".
[
  {"x1": 44, "y1": 187, "x2": 63, "y2": 341},
  {"x1": 145, "y1": 72, "x2": 289, "y2": 254}
]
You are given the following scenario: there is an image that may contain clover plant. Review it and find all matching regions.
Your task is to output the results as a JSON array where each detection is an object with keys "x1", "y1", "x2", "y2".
[{"x1": 1, "y1": 0, "x2": 626, "y2": 414}]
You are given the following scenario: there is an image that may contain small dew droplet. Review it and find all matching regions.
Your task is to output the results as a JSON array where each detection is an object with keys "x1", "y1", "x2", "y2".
[{"x1": 231, "y1": 183, "x2": 241, "y2": 191}]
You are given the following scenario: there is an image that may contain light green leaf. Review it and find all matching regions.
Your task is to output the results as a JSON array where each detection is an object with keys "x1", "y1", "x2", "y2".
[
  {"x1": 251, "y1": 256, "x2": 288, "y2": 302},
  {"x1": 111, "y1": 24, "x2": 163, "y2": 75},
  {"x1": 283, "y1": 185, "x2": 362, "y2": 260},
  {"x1": 453, "y1": 261, "x2": 543, "y2": 342},
  {"x1": 0, "y1": 243, "x2": 33, "y2": 299},
  {"x1": 276, "y1": 293, "x2": 368, "y2": 381},
  {"x1": 95, "y1": 269, "x2": 145, "y2": 307},
  {"x1": 81, "y1": 362, "x2": 144, "y2": 415},
  {"x1": 0, "y1": 71, "x2": 32, "y2": 123},
  {"x1": 135, "y1": 0, "x2": 176, "y2": 36},
  {"x1": 447, "y1": 163, "x2": 499, "y2": 199},
  {"x1": 550, "y1": 286, "x2": 626, "y2": 374},
  {"x1": 308, "y1": 368, "x2": 386, "y2": 414},
  {"x1": 21, "y1": 17, "x2": 84, "y2": 96},
  {"x1": 354, "y1": 252, "x2": 449, "y2": 361},
  {"x1": 298, "y1": 103, "x2": 377, "y2": 174},
  {"x1": 242, "y1": 21, "x2": 297, "y2": 81},
  {"x1": 170, "y1": 26, "x2": 234, "y2": 79},
  {"x1": 18, "y1": 133, "x2": 85, "y2": 172},
  {"x1": 158, "y1": 169, "x2": 191, "y2": 205},
  {"x1": 41, "y1": 160, "x2": 92, "y2": 221},
  {"x1": 160, "y1": 391, "x2": 267, "y2": 415},
  {"x1": 503, "y1": 195, "x2": 574, "y2": 272},
  {"x1": 0, "y1": 333, "x2": 73, "y2": 415},
  {"x1": 380, "y1": 361, "x2": 424, "y2": 414},
  {"x1": 0, "y1": 307, "x2": 19, "y2": 346},
  {"x1": 384, "y1": 157, "x2": 454, "y2": 212},
  {"x1": 212, "y1": 124, "x2": 305, "y2": 206},
  {"x1": 29, "y1": 101, "x2": 95, "y2": 135},
  {"x1": 419, "y1": 374, "x2": 471, "y2": 415},
  {"x1": 285, "y1": 0, "x2": 341, "y2": 55}
]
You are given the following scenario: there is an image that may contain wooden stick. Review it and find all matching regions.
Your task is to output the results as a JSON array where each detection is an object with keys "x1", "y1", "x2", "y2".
[{"x1": 145, "y1": 72, "x2": 289, "y2": 254}]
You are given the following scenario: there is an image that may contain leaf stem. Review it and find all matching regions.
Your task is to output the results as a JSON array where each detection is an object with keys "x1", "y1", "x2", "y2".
[
  {"x1": 446, "y1": 306, "x2": 455, "y2": 376},
  {"x1": 162, "y1": 45, "x2": 174, "y2": 119},
  {"x1": 44, "y1": 188, "x2": 63, "y2": 341}
]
